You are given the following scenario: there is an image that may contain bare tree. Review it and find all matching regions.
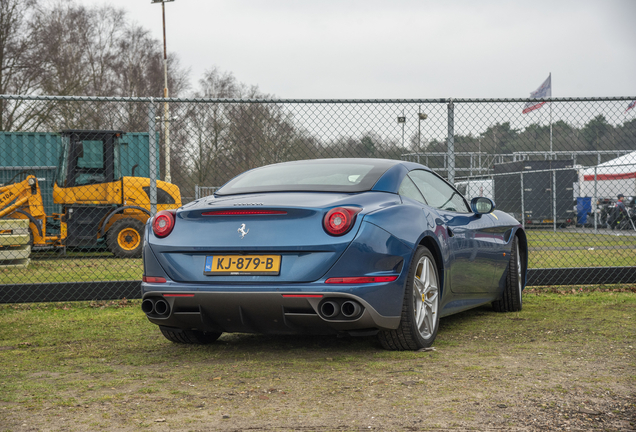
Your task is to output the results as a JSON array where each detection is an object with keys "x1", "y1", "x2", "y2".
[
  {"x1": 175, "y1": 67, "x2": 312, "y2": 194},
  {"x1": 17, "y1": 1, "x2": 189, "y2": 132},
  {"x1": 181, "y1": 68, "x2": 249, "y2": 189},
  {"x1": 0, "y1": 0, "x2": 41, "y2": 130},
  {"x1": 114, "y1": 23, "x2": 189, "y2": 99}
]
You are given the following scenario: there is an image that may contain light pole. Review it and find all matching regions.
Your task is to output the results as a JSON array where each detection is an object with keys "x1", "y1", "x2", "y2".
[
  {"x1": 397, "y1": 113, "x2": 406, "y2": 147},
  {"x1": 152, "y1": 0, "x2": 174, "y2": 183},
  {"x1": 478, "y1": 136, "x2": 482, "y2": 174},
  {"x1": 418, "y1": 109, "x2": 427, "y2": 152}
]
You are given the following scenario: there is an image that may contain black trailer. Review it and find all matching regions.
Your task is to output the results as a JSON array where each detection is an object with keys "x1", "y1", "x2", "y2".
[{"x1": 494, "y1": 159, "x2": 577, "y2": 227}]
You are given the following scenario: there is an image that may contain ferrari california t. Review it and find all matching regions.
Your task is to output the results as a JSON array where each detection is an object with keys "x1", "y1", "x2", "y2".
[{"x1": 141, "y1": 158, "x2": 527, "y2": 350}]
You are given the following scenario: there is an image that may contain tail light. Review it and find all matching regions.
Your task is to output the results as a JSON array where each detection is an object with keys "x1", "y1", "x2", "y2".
[
  {"x1": 323, "y1": 207, "x2": 362, "y2": 236},
  {"x1": 153, "y1": 210, "x2": 176, "y2": 237}
]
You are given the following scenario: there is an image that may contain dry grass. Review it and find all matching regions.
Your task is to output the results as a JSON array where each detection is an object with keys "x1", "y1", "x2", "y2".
[{"x1": 0, "y1": 288, "x2": 634, "y2": 431}]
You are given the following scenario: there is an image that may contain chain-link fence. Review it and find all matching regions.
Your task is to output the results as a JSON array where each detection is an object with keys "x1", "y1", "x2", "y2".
[{"x1": 1, "y1": 95, "x2": 635, "y2": 302}]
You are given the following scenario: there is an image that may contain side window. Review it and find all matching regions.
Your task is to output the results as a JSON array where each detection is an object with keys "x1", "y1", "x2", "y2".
[
  {"x1": 409, "y1": 170, "x2": 470, "y2": 213},
  {"x1": 74, "y1": 140, "x2": 106, "y2": 186},
  {"x1": 398, "y1": 176, "x2": 426, "y2": 204},
  {"x1": 142, "y1": 186, "x2": 176, "y2": 205}
]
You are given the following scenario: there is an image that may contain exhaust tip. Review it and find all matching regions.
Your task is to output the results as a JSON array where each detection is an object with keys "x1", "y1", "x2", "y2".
[
  {"x1": 341, "y1": 301, "x2": 362, "y2": 318},
  {"x1": 154, "y1": 299, "x2": 170, "y2": 316},
  {"x1": 141, "y1": 299, "x2": 155, "y2": 314},
  {"x1": 320, "y1": 301, "x2": 340, "y2": 319}
]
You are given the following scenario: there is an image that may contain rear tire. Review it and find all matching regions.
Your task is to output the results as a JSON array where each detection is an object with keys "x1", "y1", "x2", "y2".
[
  {"x1": 107, "y1": 218, "x2": 145, "y2": 258},
  {"x1": 159, "y1": 327, "x2": 222, "y2": 344},
  {"x1": 492, "y1": 236, "x2": 523, "y2": 312},
  {"x1": 378, "y1": 246, "x2": 440, "y2": 350}
]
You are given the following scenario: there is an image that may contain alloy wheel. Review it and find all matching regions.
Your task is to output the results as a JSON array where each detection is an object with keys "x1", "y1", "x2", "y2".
[{"x1": 413, "y1": 255, "x2": 439, "y2": 339}]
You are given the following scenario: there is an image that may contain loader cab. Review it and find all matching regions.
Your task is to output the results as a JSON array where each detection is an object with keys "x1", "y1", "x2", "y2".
[{"x1": 56, "y1": 130, "x2": 123, "y2": 189}]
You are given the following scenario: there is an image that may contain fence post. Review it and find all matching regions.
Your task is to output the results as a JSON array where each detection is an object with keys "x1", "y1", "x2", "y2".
[
  {"x1": 520, "y1": 172, "x2": 525, "y2": 229},
  {"x1": 148, "y1": 99, "x2": 158, "y2": 217},
  {"x1": 553, "y1": 169, "x2": 557, "y2": 232},
  {"x1": 593, "y1": 166, "x2": 598, "y2": 234},
  {"x1": 447, "y1": 99, "x2": 455, "y2": 183}
]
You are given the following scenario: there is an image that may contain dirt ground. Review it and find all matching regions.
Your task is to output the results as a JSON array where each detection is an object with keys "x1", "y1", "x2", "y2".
[{"x1": 0, "y1": 292, "x2": 634, "y2": 431}]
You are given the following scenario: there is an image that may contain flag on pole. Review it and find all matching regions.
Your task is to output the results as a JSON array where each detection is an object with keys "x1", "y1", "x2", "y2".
[
  {"x1": 626, "y1": 99, "x2": 636, "y2": 113},
  {"x1": 522, "y1": 74, "x2": 551, "y2": 114}
]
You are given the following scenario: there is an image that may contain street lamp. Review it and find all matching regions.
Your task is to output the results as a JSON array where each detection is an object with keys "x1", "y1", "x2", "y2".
[
  {"x1": 418, "y1": 109, "x2": 428, "y2": 152},
  {"x1": 151, "y1": 0, "x2": 174, "y2": 183}
]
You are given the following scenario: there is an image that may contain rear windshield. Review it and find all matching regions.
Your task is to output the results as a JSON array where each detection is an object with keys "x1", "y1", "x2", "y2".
[{"x1": 216, "y1": 159, "x2": 396, "y2": 195}]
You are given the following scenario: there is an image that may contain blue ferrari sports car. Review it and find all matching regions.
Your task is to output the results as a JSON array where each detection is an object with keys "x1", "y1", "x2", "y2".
[{"x1": 141, "y1": 158, "x2": 527, "y2": 350}]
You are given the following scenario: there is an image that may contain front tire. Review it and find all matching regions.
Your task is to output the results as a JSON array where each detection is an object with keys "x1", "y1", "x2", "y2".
[
  {"x1": 160, "y1": 327, "x2": 222, "y2": 344},
  {"x1": 617, "y1": 219, "x2": 631, "y2": 231},
  {"x1": 378, "y1": 246, "x2": 440, "y2": 350},
  {"x1": 492, "y1": 236, "x2": 523, "y2": 312},
  {"x1": 107, "y1": 218, "x2": 145, "y2": 258}
]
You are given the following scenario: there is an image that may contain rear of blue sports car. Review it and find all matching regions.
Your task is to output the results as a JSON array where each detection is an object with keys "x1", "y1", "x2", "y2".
[{"x1": 141, "y1": 159, "x2": 414, "y2": 339}]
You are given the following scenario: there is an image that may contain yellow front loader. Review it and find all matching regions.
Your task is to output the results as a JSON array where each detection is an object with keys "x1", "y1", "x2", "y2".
[
  {"x1": 0, "y1": 174, "x2": 51, "y2": 246},
  {"x1": 0, "y1": 130, "x2": 181, "y2": 257}
]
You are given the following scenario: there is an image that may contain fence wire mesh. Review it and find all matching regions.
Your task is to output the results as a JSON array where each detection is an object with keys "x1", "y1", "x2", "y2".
[{"x1": 0, "y1": 95, "x2": 635, "y2": 301}]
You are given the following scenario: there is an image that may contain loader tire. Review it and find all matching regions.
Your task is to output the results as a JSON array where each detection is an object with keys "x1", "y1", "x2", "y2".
[{"x1": 107, "y1": 219, "x2": 145, "y2": 258}]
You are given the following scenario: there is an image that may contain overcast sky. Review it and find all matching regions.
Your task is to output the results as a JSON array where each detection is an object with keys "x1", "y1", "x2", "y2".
[{"x1": 81, "y1": 0, "x2": 636, "y2": 100}]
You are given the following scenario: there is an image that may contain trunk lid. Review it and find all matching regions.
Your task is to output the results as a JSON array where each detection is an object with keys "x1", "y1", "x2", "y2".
[{"x1": 149, "y1": 192, "x2": 398, "y2": 283}]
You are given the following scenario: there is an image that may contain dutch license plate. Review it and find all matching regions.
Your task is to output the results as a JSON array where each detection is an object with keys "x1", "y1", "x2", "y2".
[
  {"x1": 542, "y1": 219, "x2": 553, "y2": 223},
  {"x1": 204, "y1": 255, "x2": 281, "y2": 275}
]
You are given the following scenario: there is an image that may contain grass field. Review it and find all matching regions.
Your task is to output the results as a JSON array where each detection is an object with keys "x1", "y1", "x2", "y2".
[
  {"x1": 1, "y1": 257, "x2": 142, "y2": 283},
  {"x1": 526, "y1": 231, "x2": 636, "y2": 248},
  {"x1": 1, "y1": 230, "x2": 634, "y2": 284},
  {"x1": 0, "y1": 288, "x2": 634, "y2": 430},
  {"x1": 529, "y1": 248, "x2": 636, "y2": 268}
]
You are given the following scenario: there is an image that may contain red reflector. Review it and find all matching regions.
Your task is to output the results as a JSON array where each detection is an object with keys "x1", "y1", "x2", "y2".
[
  {"x1": 142, "y1": 276, "x2": 167, "y2": 283},
  {"x1": 201, "y1": 210, "x2": 287, "y2": 216},
  {"x1": 325, "y1": 276, "x2": 399, "y2": 284},
  {"x1": 281, "y1": 294, "x2": 324, "y2": 298},
  {"x1": 163, "y1": 294, "x2": 195, "y2": 297}
]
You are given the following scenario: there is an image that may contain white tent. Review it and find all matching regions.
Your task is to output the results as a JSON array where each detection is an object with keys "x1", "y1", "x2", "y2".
[{"x1": 580, "y1": 151, "x2": 636, "y2": 198}]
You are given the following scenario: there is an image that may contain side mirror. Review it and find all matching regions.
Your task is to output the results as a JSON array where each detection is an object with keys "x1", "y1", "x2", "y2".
[{"x1": 471, "y1": 197, "x2": 495, "y2": 215}]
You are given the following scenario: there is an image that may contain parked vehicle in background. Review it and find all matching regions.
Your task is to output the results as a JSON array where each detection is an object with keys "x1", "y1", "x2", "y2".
[
  {"x1": 493, "y1": 160, "x2": 577, "y2": 227},
  {"x1": 0, "y1": 130, "x2": 182, "y2": 257},
  {"x1": 455, "y1": 179, "x2": 494, "y2": 201},
  {"x1": 606, "y1": 195, "x2": 636, "y2": 231},
  {"x1": 582, "y1": 198, "x2": 611, "y2": 227}
]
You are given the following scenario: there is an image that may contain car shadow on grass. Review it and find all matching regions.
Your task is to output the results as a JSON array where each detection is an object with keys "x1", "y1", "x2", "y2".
[{"x1": 154, "y1": 304, "x2": 498, "y2": 359}]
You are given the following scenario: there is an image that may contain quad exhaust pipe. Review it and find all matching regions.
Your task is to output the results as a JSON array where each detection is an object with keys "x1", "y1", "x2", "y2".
[
  {"x1": 141, "y1": 298, "x2": 170, "y2": 317},
  {"x1": 341, "y1": 301, "x2": 362, "y2": 318},
  {"x1": 319, "y1": 299, "x2": 363, "y2": 320},
  {"x1": 320, "y1": 301, "x2": 340, "y2": 318},
  {"x1": 154, "y1": 299, "x2": 169, "y2": 316},
  {"x1": 141, "y1": 299, "x2": 154, "y2": 314}
]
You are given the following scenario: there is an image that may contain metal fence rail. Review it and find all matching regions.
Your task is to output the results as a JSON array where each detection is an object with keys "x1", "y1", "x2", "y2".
[{"x1": 1, "y1": 94, "x2": 635, "y2": 302}]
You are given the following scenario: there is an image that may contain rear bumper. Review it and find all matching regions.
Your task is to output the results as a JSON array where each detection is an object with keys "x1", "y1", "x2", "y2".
[{"x1": 142, "y1": 290, "x2": 400, "y2": 335}]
